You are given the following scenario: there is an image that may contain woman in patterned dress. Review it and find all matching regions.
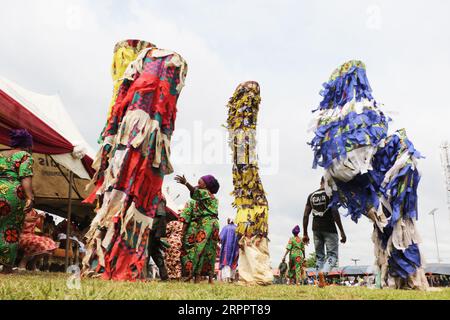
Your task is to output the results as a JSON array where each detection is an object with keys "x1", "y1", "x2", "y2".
[
  {"x1": 164, "y1": 218, "x2": 183, "y2": 280},
  {"x1": 282, "y1": 225, "x2": 306, "y2": 285},
  {"x1": 175, "y1": 174, "x2": 220, "y2": 284},
  {"x1": 18, "y1": 209, "x2": 57, "y2": 271},
  {"x1": 0, "y1": 129, "x2": 34, "y2": 273}
]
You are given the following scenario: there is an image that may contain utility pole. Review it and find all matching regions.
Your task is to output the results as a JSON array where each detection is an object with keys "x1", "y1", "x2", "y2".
[
  {"x1": 440, "y1": 141, "x2": 450, "y2": 223},
  {"x1": 351, "y1": 259, "x2": 360, "y2": 266},
  {"x1": 429, "y1": 208, "x2": 441, "y2": 263}
]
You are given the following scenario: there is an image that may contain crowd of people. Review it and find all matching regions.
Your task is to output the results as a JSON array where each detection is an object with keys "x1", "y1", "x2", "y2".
[
  {"x1": 428, "y1": 275, "x2": 450, "y2": 287},
  {"x1": 274, "y1": 274, "x2": 376, "y2": 287},
  {"x1": 274, "y1": 273, "x2": 450, "y2": 288}
]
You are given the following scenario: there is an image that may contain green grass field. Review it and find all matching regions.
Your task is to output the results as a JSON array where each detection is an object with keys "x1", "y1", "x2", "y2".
[{"x1": 1, "y1": 272, "x2": 449, "y2": 300}]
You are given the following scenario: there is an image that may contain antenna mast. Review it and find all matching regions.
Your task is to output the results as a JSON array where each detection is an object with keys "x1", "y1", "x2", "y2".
[{"x1": 440, "y1": 141, "x2": 450, "y2": 222}]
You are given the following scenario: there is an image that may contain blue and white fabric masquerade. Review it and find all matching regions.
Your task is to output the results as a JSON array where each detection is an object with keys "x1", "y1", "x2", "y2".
[
  {"x1": 309, "y1": 60, "x2": 428, "y2": 290},
  {"x1": 309, "y1": 60, "x2": 390, "y2": 170}
]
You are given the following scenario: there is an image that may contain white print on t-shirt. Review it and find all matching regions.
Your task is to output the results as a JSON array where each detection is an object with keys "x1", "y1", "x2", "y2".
[{"x1": 310, "y1": 191, "x2": 328, "y2": 217}]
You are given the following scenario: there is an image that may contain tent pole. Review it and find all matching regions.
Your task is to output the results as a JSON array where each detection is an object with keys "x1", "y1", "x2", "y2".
[
  {"x1": 65, "y1": 170, "x2": 74, "y2": 271},
  {"x1": 49, "y1": 155, "x2": 83, "y2": 199}
]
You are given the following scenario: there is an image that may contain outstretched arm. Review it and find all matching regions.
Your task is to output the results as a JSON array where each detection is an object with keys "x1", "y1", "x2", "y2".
[
  {"x1": 303, "y1": 204, "x2": 312, "y2": 245},
  {"x1": 332, "y1": 208, "x2": 346, "y2": 243},
  {"x1": 174, "y1": 175, "x2": 195, "y2": 194}
]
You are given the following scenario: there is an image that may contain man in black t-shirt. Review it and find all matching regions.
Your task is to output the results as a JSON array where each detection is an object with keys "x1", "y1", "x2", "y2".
[{"x1": 302, "y1": 177, "x2": 346, "y2": 282}]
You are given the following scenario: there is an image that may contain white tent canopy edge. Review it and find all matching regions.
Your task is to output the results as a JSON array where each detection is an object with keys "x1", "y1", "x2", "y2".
[{"x1": 0, "y1": 76, "x2": 95, "y2": 179}]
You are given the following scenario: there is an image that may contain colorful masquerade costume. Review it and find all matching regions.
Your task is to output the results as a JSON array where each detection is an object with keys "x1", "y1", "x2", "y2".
[
  {"x1": 219, "y1": 222, "x2": 239, "y2": 279},
  {"x1": 19, "y1": 209, "x2": 57, "y2": 257},
  {"x1": 285, "y1": 235, "x2": 305, "y2": 282},
  {"x1": 0, "y1": 151, "x2": 33, "y2": 267},
  {"x1": 165, "y1": 219, "x2": 183, "y2": 279},
  {"x1": 105, "y1": 40, "x2": 154, "y2": 129},
  {"x1": 226, "y1": 81, "x2": 273, "y2": 285},
  {"x1": 82, "y1": 39, "x2": 187, "y2": 281},
  {"x1": 180, "y1": 188, "x2": 220, "y2": 278},
  {"x1": 309, "y1": 60, "x2": 428, "y2": 289}
]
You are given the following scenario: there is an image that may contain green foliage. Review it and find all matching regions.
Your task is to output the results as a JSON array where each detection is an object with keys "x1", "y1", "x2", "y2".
[{"x1": 306, "y1": 252, "x2": 317, "y2": 268}]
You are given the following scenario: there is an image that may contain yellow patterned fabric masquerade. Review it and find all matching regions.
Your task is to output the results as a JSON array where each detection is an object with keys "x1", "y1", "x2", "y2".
[
  {"x1": 226, "y1": 81, "x2": 268, "y2": 238},
  {"x1": 226, "y1": 81, "x2": 272, "y2": 285}
]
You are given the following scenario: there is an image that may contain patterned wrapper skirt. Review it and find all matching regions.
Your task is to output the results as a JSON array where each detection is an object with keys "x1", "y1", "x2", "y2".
[{"x1": 19, "y1": 210, "x2": 57, "y2": 257}]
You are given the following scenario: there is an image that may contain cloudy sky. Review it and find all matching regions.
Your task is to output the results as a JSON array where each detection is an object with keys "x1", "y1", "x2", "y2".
[{"x1": 1, "y1": 0, "x2": 450, "y2": 268}]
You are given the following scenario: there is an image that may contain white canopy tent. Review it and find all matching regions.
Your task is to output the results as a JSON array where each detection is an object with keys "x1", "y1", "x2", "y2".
[{"x1": 0, "y1": 76, "x2": 95, "y2": 179}]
